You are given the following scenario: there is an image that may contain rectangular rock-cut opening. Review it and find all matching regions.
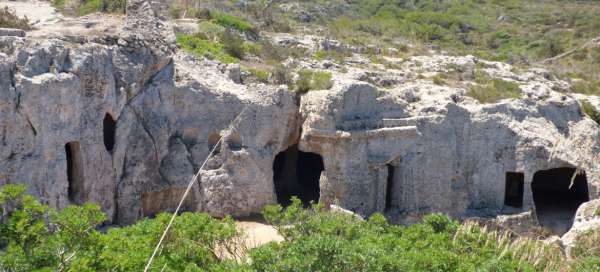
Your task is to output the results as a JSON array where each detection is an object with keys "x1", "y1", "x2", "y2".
[
  {"x1": 65, "y1": 141, "x2": 84, "y2": 204},
  {"x1": 385, "y1": 164, "x2": 395, "y2": 211},
  {"x1": 504, "y1": 172, "x2": 524, "y2": 208}
]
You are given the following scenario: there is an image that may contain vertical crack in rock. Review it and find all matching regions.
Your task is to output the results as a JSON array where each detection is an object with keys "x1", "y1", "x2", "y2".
[{"x1": 25, "y1": 116, "x2": 37, "y2": 137}]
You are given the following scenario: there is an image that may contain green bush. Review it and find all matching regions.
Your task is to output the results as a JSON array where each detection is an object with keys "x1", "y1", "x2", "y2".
[
  {"x1": 295, "y1": 69, "x2": 334, "y2": 93},
  {"x1": 212, "y1": 11, "x2": 256, "y2": 34},
  {"x1": 220, "y1": 30, "x2": 245, "y2": 59},
  {"x1": 0, "y1": 7, "x2": 31, "y2": 30},
  {"x1": 51, "y1": 0, "x2": 126, "y2": 16},
  {"x1": 246, "y1": 68, "x2": 271, "y2": 83},
  {"x1": 0, "y1": 184, "x2": 240, "y2": 271}
]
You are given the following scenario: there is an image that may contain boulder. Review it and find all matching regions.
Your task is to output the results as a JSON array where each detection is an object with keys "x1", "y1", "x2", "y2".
[{"x1": 0, "y1": 28, "x2": 25, "y2": 37}]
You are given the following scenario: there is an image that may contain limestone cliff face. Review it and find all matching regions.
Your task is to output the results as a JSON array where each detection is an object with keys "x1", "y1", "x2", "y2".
[
  {"x1": 1, "y1": 0, "x2": 599, "y2": 234},
  {"x1": 0, "y1": 0, "x2": 299, "y2": 224},
  {"x1": 300, "y1": 80, "x2": 600, "y2": 220}
]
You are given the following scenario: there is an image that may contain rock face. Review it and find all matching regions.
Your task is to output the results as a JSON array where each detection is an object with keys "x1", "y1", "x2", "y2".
[
  {"x1": 299, "y1": 78, "x2": 600, "y2": 221},
  {"x1": 561, "y1": 199, "x2": 600, "y2": 257},
  {"x1": 1, "y1": 0, "x2": 600, "y2": 233}
]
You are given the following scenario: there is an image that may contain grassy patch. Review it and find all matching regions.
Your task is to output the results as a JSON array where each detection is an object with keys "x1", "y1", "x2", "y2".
[
  {"x1": 581, "y1": 100, "x2": 600, "y2": 125},
  {"x1": 571, "y1": 80, "x2": 600, "y2": 96},
  {"x1": 0, "y1": 7, "x2": 31, "y2": 30},
  {"x1": 467, "y1": 78, "x2": 522, "y2": 103},
  {"x1": 431, "y1": 74, "x2": 447, "y2": 85},
  {"x1": 314, "y1": 50, "x2": 351, "y2": 63},
  {"x1": 246, "y1": 68, "x2": 271, "y2": 83},
  {"x1": 176, "y1": 33, "x2": 239, "y2": 63}
]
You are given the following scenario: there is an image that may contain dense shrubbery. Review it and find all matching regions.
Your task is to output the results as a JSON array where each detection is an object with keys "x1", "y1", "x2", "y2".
[
  {"x1": 2, "y1": 185, "x2": 600, "y2": 271},
  {"x1": 0, "y1": 184, "x2": 241, "y2": 271},
  {"x1": 0, "y1": 7, "x2": 31, "y2": 30}
]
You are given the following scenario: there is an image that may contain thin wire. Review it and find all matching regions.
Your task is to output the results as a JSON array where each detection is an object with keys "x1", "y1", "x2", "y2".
[{"x1": 144, "y1": 106, "x2": 248, "y2": 272}]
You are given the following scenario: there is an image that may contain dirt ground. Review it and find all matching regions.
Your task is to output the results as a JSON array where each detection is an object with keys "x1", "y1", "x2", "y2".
[
  {"x1": 1, "y1": 0, "x2": 124, "y2": 38},
  {"x1": 236, "y1": 221, "x2": 284, "y2": 248}
]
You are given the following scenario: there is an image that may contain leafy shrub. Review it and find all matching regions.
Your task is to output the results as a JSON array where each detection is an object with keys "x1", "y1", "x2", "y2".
[
  {"x1": 423, "y1": 213, "x2": 457, "y2": 233},
  {"x1": 0, "y1": 184, "x2": 241, "y2": 271},
  {"x1": 272, "y1": 64, "x2": 293, "y2": 86},
  {"x1": 212, "y1": 11, "x2": 256, "y2": 34},
  {"x1": 295, "y1": 69, "x2": 334, "y2": 93},
  {"x1": 0, "y1": 7, "x2": 31, "y2": 30},
  {"x1": 220, "y1": 30, "x2": 245, "y2": 59},
  {"x1": 246, "y1": 68, "x2": 271, "y2": 83}
]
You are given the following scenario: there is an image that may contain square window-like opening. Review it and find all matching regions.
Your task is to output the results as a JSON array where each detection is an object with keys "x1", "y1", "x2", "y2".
[{"x1": 504, "y1": 172, "x2": 524, "y2": 208}]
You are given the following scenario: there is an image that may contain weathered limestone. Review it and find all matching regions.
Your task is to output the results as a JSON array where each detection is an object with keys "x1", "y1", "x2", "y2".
[
  {"x1": 0, "y1": 28, "x2": 25, "y2": 37},
  {"x1": 561, "y1": 199, "x2": 600, "y2": 257},
  {"x1": 299, "y1": 76, "x2": 600, "y2": 224},
  {"x1": 0, "y1": 0, "x2": 299, "y2": 224}
]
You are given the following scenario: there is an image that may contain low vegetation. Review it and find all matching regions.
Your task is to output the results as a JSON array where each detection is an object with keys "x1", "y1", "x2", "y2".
[
  {"x1": 1, "y1": 185, "x2": 600, "y2": 271},
  {"x1": 581, "y1": 100, "x2": 600, "y2": 125},
  {"x1": 51, "y1": 0, "x2": 127, "y2": 16},
  {"x1": 176, "y1": 33, "x2": 239, "y2": 63},
  {"x1": 467, "y1": 73, "x2": 522, "y2": 103},
  {"x1": 0, "y1": 7, "x2": 31, "y2": 30}
]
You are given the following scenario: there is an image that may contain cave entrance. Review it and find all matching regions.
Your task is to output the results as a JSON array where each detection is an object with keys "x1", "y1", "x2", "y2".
[
  {"x1": 65, "y1": 141, "x2": 84, "y2": 204},
  {"x1": 532, "y1": 168, "x2": 589, "y2": 235},
  {"x1": 103, "y1": 113, "x2": 116, "y2": 152},
  {"x1": 273, "y1": 144, "x2": 324, "y2": 207},
  {"x1": 504, "y1": 172, "x2": 524, "y2": 208}
]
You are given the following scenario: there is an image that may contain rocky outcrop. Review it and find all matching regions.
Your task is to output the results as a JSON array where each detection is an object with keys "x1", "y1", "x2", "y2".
[
  {"x1": 1, "y1": 0, "x2": 600, "y2": 234},
  {"x1": 561, "y1": 199, "x2": 600, "y2": 257}
]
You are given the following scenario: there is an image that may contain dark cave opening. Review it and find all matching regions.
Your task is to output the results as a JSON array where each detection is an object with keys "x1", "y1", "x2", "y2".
[
  {"x1": 273, "y1": 144, "x2": 324, "y2": 207},
  {"x1": 532, "y1": 168, "x2": 589, "y2": 234},
  {"x1": 65, "y1": 141, "x2": 84, "y2": 204},
  {"x1": 504, "y1": 172, "x2": 524, "y2": 208},
  {"x1": 103, "y1": 113, "x2": 116, "y2": 152},
  {"x1": 385, "y1": 164, "x2": 395, "y2": 211}
]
